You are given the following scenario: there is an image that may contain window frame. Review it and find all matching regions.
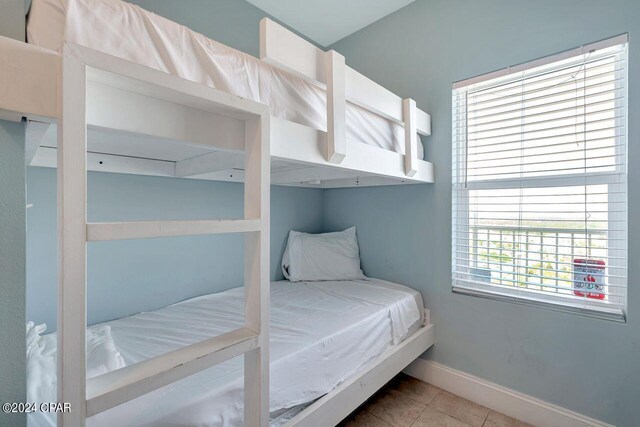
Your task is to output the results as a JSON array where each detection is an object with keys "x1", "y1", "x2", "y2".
[{"x1": 451, "y1": 35, "x2": 628, "y2": 322}]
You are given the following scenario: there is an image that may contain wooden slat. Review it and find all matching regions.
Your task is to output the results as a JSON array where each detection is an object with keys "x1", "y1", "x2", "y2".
[
  {"x1": 86, "y1": 328, "x2": 259, "y2": 417},
  {"x1": 325, "y1": 50, "x2": 346, "y2": 164},
  {"x1": 416, "y1": 109, "x2": 431, "y2": 136},
  {"x1": 403, "y1": 98, "x2": 418, "y2": 177},
  {"x1": 73, "y1": 43, "x2": 269, "y2": 119},
  {"x1": 243, "y1": 113, "x2": 271, "y2": 427},
  {"x1": 345, "y1": 66, "x2": 403, "y2": 125},
  {"x1": 25, "y1": 121, "x2": 51, "y2": 165},
  {"x1": 57, "y1": 45, "x2": 88, "y2": 427},
  {"x1": 0, "y1": 36, "x2": 59, "y2": 120},
  {"x1": 271, "y1": 165, "x2": 357, "y2": 185},
  {"x1": 270, "y1": 117, "x2": 434, "y2": 183},
  {"x1": 87, "y1": 82, "x2": 246, "y2": 153},
  {"x1": 259, "y1": 18, "x2": 432, "y2": 136},
  {"x1": 31, "y1": 146, "x2": 177, "y2": 177},
  {"x1": 260, "y1": 18, "x2": 325, "y2": 88},
  {"x1": 86, "y1": 219, "x2": 260, "y2": 241},
  {"x1": 174, "y1": 151, "x2": 245, "y2": 177}
]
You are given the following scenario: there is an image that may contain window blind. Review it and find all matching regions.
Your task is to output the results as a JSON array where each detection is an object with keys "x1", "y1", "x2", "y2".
[{"x1": 452, "y1": 35, "x2": 628, "y2": 321}]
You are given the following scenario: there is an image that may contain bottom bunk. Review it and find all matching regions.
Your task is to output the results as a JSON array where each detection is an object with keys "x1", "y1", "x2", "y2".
[{"x1": 27, "y1": 278, "x2": 434, "y2": 427}]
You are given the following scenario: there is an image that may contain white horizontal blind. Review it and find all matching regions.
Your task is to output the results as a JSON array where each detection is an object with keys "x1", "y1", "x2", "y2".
[{"x1": 452, "y1": 36, "x2": 628, "y2": 320}]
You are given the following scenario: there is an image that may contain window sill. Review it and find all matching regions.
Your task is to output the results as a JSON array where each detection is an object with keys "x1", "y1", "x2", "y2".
[{"x1": 452, "y1": 284, "x2": 626, "y2": 323}]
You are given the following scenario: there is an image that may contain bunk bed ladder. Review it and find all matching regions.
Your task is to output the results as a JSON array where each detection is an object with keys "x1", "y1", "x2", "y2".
[{"x1": 56, "y1": 43, "x2": 271, "y2": 427}]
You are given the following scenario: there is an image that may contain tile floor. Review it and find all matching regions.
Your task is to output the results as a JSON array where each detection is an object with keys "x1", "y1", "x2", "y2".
[{"x1": 339, "y1": 374, "x2": 532, "y2": 427}]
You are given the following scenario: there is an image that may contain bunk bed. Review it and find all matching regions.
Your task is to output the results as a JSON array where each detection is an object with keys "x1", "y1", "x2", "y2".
[
  {"x1": 17, "y1": 0, "x2": 434, "y2": 189},
  {"x1": 28, "y1": 278, "x2": 428, "y2": 427},
  {"x1": 1, "y1": 0, "x2": 436, "y2": 425}
]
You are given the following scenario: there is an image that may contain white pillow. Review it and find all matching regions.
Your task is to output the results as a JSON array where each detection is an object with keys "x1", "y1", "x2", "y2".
[{"x1": 282, "y1": 227, "x2": 365, "y2": 282}]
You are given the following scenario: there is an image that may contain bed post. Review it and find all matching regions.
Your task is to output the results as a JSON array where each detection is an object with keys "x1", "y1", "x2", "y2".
[
  {"x1": 403, "y1": 98, "x2": 418, "y2": 177},
  {"x1": 244, "y1": 112, "x2": 271, "y2": 427},
  {"x1": 57, "y1": 44, "x2": 88, "y2": 427},
  {"x1": 325, "y1": 50, "x2": 346, "y2": 164}
]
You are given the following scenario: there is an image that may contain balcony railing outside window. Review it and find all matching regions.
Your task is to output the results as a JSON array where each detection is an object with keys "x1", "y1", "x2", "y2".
[{"x1": 469, "y1": 225, "x2": 607, "y2": 297}]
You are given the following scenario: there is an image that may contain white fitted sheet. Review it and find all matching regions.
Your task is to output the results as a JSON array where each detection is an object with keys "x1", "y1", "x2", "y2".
[
  {"x1": 29, "y1": 279, "x2": 424, "y2": 427},
  {"x1": 26, "y1": 0, "x2": 424, "y2": 160}
]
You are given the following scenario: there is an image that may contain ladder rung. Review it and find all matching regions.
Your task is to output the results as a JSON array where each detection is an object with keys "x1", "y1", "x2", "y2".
[
  {"x1": 86, "y1": 219, "x2": 261, "y2": 241},
  {"x1": 86, "y1": 327, "x2": 259, "y2": 416}
]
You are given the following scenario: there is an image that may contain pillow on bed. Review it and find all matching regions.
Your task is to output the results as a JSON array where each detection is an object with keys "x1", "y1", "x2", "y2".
[{"x1": 282, "y1": 227, "x2": 365, "y2": 282}]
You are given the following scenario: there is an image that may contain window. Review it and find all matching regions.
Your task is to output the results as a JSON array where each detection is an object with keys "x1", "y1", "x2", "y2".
[{"x1": 452, "y1": 35, "x2": 628, "y2": 321}]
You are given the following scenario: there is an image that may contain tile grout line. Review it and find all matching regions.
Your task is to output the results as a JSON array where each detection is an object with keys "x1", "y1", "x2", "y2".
[
  {"x1": 365, "y1": 385, "x2": 431, "y2": 427},
  {"x1": 368, "y1": 411, "x2": 393, "y2": 426},
  {"x1": 408, "y1": 403, "x2": 429, "y2": 427},
  {"x1": 481, "y1": 410, "x2": 490, "y2": 427},
  {"x1": 408, "y1": 387, "x2": 441, "y2": 427}
]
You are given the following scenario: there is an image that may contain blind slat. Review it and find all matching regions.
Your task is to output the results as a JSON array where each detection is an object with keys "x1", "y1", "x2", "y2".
[
  {"x1": 466, "y1": 57, "x2": 624, "y2": 100},
  {"x1": 454, "y1": 92, "x2": 624, "y2": 124},
  {"x1": 454, "y1": 135, "x2": 626, "y2": 156},
  {"x1": 467, "y1": 69, "x2": 621, "y2": 109}
]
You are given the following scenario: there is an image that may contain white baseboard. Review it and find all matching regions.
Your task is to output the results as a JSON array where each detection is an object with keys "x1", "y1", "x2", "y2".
[{"x1": 404, "y1": 359, "x2": 613, "y2": 427}]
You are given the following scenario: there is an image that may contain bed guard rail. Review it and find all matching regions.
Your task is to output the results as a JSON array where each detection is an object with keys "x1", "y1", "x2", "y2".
[{"x1": 260, "y1": 18, "x2": 431, "y2": 177}]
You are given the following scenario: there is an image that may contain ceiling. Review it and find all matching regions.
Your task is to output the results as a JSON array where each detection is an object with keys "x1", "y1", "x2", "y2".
[{"x1": 246, "y1": 0, "x2": 416, "y2": 47}]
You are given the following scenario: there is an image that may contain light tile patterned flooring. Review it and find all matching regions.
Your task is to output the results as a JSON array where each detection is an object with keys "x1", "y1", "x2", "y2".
[{"x1": 339, "y1": 373, "x2": 532, "y2": 427}]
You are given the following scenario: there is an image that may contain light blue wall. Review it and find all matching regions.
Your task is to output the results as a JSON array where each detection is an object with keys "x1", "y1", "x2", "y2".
[
  {"x1": 0, "y1": 1, "x2": 26, "y2": 426},
  {"x1": 26, "y1": 167, "x2": 324, "y2": 330},
  {"x1": 328, "y1": 1, "x2": 639, "y2": 425}
]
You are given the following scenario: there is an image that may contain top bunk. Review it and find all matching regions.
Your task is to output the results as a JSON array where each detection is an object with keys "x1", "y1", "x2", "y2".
[{"x1": 1, "y1": 0, "x2": 433, "y2": 188}]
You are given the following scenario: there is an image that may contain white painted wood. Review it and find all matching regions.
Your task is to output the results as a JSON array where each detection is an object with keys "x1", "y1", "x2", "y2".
[
  {"x1": 271, "y1": 117, "x2": 434, "y2": 183},
  {"x1": 4, "y1": 36, "x2": 433, "y2": 187},
  {"x1": 57, "y1": 45, "x2": 88, "y2": 427},
  {"x1": 325, "y1": 50, "x2": 346, "y2": 164},
  {"x1": 280, "y1": 177, "x2": 413, "y2": 188},
  {"x1": 86, "y1": 328, "x2": 259, "y2": 417},
  {"x1": 0, "y1": 108, "x2": 23, "y2": 122},
  {"x1": 73, "y1": 44, "x2": 269, "y2": 119},
  {"x1": 345, "y1": 66, "x2": 402, "y2": 125},
  {"x1": 47, "y1": 43, "x2": 273, "y2": 426},
  {"x1": 260, "y1": 18, "x2": 326, "y2": 88},
  {"x1": 286, "y1": 324, "x2": 435, "y2": 427},
  {"x1": 404, "y1": 359, "x2": 614, "y2": 427},
  {"x1": 34, "y1": 124, "x2": 215, "y2": 163},
  {"x1": 32, "y1": 140, "x2": 434, "y2": 187},
  {"x1": 403, "y1": 98, "x2": 418, "y2": 177},
  {"x1": 259, "y1": 19, "x2": 432, "y2": 135},
  {"x1": 416, "y1": 109, "x2": 431, "y2": 137},
  {"x1": 31, "y1": 146, "x2": 177, "y2": 177},
  {"x1": 87, "y1": 219, "x2": 261, "y2": 241},
  {"x1": 271, "y1": 165, "x2": 358, "y2": 185},
  {"x1": 25, "y1": 121, "x2": 51, "y2": 165},
  {"x1": 87, "y1": 82, "x2": 246, "y2": 152},
  {"x1": 423, "y1": 308, "x2": 430, "y2": 326},
  {"x1": 243, "y1": 114, "x2": 270, "y2": 427},
  {"x1": 190, "y1": 168, "x2": 246, "y2": 183},
  {"x1": 175, "y1": 151, "x2": 245, "y2": 177},
  {"x1": 0, "y1": 36, "x2": 59, "y2": 120}
]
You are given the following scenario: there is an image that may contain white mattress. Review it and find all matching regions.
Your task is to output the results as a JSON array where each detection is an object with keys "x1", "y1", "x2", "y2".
[
  {"x1": 27, "y1": 0, "x2": 424, "y2": 159},
  {"x1": 28, "y1": 279, "x2": 424, "y2": 427}
]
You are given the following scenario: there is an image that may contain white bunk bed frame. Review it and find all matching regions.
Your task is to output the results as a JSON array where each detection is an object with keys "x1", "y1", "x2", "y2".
[
  {"x1": 0, "y1": 17, "x2": 435, "y2": 427},
  {"x1": 2, "y1": 18, "x2": 433, "y2": 189}
]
